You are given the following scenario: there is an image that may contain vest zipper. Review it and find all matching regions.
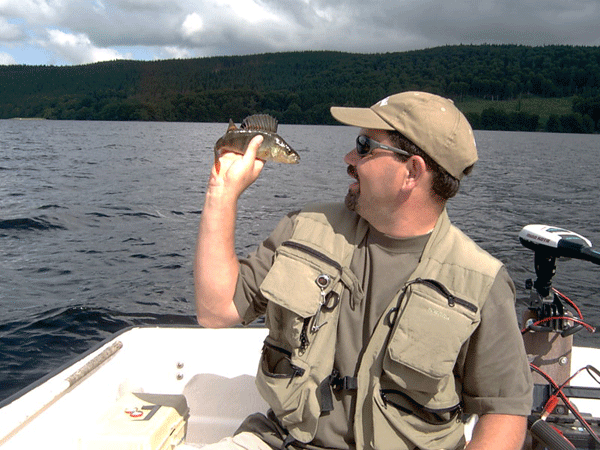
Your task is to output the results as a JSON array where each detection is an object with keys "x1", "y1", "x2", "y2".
[
  {"x1": 262, "y1": 340, "x2": 306, "y2": 382},
  {"x1": 380, "y1": 388, "x2": 462, "y2": 425},
  {"x1": 410, "y1": 278, "x2": 478, "y2": 313},
  {"x1": 281, "y1": 241, "x2": 342, "y2": 271}
]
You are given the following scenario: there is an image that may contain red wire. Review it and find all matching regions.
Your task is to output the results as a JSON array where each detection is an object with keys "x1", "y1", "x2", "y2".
[
  {"x1": 553, "y1": 288, "x2": 584, "y2": 320},
  {"x1": 520, "y1": 287, "x2": 596, "y2": 333},
  {"x1": 536, "y1": 315, "x2": 595, "y2": 332},
  {"x1": 521, "y1": 316, "x2": 596, "y2": 334},
  {"x1": 525, "y1": 289, "x2": 600, "y2": 444},
  {"x1": 530, "y1": 363, "x2": 600, "y2": 445}
]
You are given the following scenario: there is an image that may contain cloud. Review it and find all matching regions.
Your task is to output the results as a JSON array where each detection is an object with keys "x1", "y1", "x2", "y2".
[
  {"x1": 367, "y1": 0, "x2": 600, "y2": 47},
  {"x1": 178, "y1": 1, "x2": 290, "y2": 52},
  {"x1": 41, "y1": 29, "x2": 130, "y2": 64},
  {"x1": 155, "y1": 46, "x2": 193, "y2": 60},
  {"x1": 214, "y1": 0, "x2": 283, "y2": 24},
  {"x1": 0, "y1": 51, "x2": 17, "y2": 64},
  {"x1": 112, "y1": 0, "x2": 176, "y2": 12},
  {"x1": 181, "y1": 12, "x2": 204, "y2": 39},
  {"x1": 2, "y1": 0, "x2": 600, "y2": 65},
  {"x1": 0, "y1": 18, "x2": 25, "y2": 42},
  {"x1": 0, "y1": 0, "x2": 61, "y2": 22}
]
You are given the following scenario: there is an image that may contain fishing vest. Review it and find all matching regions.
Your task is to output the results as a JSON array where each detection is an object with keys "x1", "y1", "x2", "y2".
[{"x1": 256, "y1": 203, "x2": 503, "y2": 450}]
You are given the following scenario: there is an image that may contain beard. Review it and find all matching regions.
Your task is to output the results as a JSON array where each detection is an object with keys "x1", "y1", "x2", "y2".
[
  {"x1": 345, "y1": 165, "x2": 360, "y2": 211},
  {"x1": 345, "y1": 186, "x2": 359, "y2": 211}
]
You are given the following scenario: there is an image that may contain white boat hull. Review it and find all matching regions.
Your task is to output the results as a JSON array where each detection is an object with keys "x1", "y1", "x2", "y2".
[
  {"x1": 0, "y1": 327, "x2": 269, "y2": 449},
  {"x1": 1, "y1": 326, "x2": 599, "y2": 449}
]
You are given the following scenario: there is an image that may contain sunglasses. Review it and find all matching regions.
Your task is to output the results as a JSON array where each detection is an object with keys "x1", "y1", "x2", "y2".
[{"x1": 356, "y1": 135, "x2": 411, "y2": 158}]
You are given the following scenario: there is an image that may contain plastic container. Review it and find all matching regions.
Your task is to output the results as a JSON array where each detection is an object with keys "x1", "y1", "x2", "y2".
[{"x1": 79, "y1": 393, "x2": 189, "y2": 450}]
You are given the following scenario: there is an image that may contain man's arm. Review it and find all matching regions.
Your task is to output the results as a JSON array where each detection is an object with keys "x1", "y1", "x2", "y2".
[
  {"x1": 466, "y1": 414, "x2": 527, "y2": 450},
  {"x1": 194, "y1": 136, "x2": 264, "y2": 328},
  {"x1": 460, "y1": 269, "x2": 533, "y2": 449}
]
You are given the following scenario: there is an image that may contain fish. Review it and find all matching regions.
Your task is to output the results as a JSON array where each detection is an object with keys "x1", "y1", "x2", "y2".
[{"x1": 213, "y1": 114, "x2": 300, "y2": 172}]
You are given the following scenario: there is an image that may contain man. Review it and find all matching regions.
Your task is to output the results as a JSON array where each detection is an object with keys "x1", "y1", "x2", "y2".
[{"x1": 195, "y1": 91, "x2": 532, "y2": 450}]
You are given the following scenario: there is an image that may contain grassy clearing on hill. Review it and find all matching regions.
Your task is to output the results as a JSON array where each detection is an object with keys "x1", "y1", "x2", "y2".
[{"x1": 456, "y1": 97, "x2": 574, "y2": 124}]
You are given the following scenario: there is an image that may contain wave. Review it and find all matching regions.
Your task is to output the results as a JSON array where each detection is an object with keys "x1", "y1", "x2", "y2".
[
  {"x1": 0, "y1": 217, "x2": 66, "y2": 231},
  {"x1": 0, "y1": 305, "x2": 198, "y2": 402},
  {"x1": 119, "y1": 211, "x2": 163, "y2": 219},
  {"x1": 37, "y1": 204, "x2": 67, "y2": 210}
]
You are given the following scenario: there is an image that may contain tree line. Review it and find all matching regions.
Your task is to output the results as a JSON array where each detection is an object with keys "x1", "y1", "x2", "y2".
[
  {"x1": 1, "y1": 45, "x2": 600, "y2": 133},
  {"x1": 466, "y1": 96, "x2": 600, "y2": 134}
]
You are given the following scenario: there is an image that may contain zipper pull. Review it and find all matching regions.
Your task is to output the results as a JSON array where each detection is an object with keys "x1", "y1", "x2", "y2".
[
  {"x1": 312, "y1": 274, "x2": 331, "y2": 332},
  {"x1": 299, "y1": 318, "x2": 310, "y2": 355},
  {"x1": 447, "y1": 295, "x2": 455, "y2": 307},
  {"x1": 287, "y1": 364, "x2": 306, "y2": 387}
]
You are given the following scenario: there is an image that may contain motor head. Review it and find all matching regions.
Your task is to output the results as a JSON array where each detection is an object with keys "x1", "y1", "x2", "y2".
[{"x1": 519, "y1": 224, "x2": 600, "y2": 265}]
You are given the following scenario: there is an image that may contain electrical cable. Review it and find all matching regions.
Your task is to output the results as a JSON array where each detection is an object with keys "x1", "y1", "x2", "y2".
[
  {"x1": 530, "y1": 363, "x2": 600, "y2": 446},
  {"x1": 553, "y1": 288, "x2": 585, "y2": 321},
  {"x1": 522, "y1": 316, "x2": 596, "y2": 334}
]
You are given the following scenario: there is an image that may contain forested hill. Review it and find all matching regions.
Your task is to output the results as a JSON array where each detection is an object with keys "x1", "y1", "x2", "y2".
[{"x1": 1, "y1": 45, "x2": 600, "y2": 132}]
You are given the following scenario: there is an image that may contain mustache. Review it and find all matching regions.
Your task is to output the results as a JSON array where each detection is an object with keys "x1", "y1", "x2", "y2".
[{"x1": 347, "y1": 165, "x2": 358, "y2": 180}]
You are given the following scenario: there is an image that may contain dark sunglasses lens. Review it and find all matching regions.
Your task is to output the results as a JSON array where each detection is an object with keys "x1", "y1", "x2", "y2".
[{"x1": 356, "y1": 136, "x2": 370, "y2": 155}]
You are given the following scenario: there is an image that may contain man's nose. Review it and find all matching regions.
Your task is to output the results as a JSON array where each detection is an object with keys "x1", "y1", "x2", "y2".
[{"x1": 344, "y1": 148, "x2": 359, "y2": 165}]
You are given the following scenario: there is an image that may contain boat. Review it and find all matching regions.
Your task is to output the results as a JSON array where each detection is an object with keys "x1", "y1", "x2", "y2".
[
  {"x1": 0, "y1": 326, "x2": 270, "y2": 449},
  {"x1": 1, "y1": 325, "x2": 599, "y2": 449},
  {"x1": 2, "y1": 225, "x2": 600, "y2": 449}
]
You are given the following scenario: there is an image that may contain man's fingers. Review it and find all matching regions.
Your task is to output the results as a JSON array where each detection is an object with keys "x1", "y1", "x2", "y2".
[{"x1": 244, "y1": 135, "x2": 264, "y2": 163}]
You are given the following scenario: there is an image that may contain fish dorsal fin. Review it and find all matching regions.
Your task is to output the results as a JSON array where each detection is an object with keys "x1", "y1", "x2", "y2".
[
  {"x1": 240, "y1": 114, "x2": 278, "y2": 132},
  {"x1": 227, "y1": 119, "x2": 238, "y2": 132}
]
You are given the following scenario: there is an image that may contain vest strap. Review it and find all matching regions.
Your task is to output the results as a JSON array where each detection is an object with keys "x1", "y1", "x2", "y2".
[
  {"x1": 331, "y1": 374, "x2": 358, "y2": 391},
  {"x1": 281, "y1": 434, "x2": 297, "y2": 449},
  {"x1": 319, "y1": 370, "x2": 358, "y2": 414}
]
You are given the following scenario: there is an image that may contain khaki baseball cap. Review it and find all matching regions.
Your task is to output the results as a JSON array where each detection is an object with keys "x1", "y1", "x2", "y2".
[{"x1": 330, "y1": 91, "x2": 477, "y2": 180}]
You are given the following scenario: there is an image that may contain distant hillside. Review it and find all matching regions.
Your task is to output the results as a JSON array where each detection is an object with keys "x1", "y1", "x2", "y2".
[{"x1": 1, "y1": 45, "x2": 599, "y2": 133}]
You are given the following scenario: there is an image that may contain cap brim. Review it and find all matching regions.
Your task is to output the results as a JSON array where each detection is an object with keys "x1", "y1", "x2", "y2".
[{"x1": 330, "y1": 106, "x2": 394, "y2": 130}]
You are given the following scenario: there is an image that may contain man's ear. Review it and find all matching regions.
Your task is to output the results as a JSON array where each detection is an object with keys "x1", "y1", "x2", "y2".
[{"x1": 405, "y1": 155, "x2": 428, "y2": 182}]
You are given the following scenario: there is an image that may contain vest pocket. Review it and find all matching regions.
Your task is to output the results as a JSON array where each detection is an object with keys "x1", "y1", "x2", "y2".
[
  {"x1": 261, "y1": 338, "x2": 306, "y2": 379},
  {"x1": 384, "y1": 279, "x2": 479, "y2": 406},
  {"x1": 379, "y1": 388, "x2": 461, "y2": 425},
  {"x1": 258, "y1": 337, "x2": 309, "y2": 419},
  {"x1": 256, "y1": 336, "x2": 318, "y2": 442},
  {"x1": 257, "y1": 242, "x2": 346, "y2": 441},
  {"x1": 259, "y1": 241, "x2": 344, "y2": 349},
  {"x1": 371, "y1": 380, "x2": 465, "y2": 450}
]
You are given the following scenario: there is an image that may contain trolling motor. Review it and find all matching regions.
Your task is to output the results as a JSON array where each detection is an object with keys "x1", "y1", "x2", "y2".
[
  {"x1": 520, "y1": 225, "x2": 599, "y2": 382},
  {"x1": 520, "y1": 225, "x2": 600, "y2": 337},
  {"x1": 520, "y1": 225, "x2": 600, "y2": 450}
]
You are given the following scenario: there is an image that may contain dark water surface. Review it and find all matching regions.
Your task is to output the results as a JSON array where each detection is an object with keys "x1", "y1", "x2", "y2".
[{"x1": 1, "y1": 120, "x2": 600, "y2": 402}]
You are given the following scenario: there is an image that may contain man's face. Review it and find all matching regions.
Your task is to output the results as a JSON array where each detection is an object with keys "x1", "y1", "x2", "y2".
[{"x1": 343, "y1": 129, "x2": 408, "y2": 222}]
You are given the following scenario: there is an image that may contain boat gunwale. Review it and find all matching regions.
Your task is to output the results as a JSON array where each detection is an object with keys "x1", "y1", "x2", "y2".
[{"x1": 0, "y1": 324, "x2": 204, "y2": 410}]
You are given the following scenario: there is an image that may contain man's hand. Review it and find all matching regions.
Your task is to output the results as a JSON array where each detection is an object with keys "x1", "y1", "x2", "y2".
[{"x1": 209, "y1": 135, "x2": 265, "y2": 201}]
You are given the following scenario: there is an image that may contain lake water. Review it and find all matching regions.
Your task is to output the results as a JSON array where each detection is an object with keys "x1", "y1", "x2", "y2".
[{"x1": 1, "y1": 120, "x2": 600, "y2": 402}]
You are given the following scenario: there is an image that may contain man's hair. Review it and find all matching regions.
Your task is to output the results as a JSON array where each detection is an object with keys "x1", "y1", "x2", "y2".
[{"x1": 387, "y1": 131, "x2": 473, "y2": 201}]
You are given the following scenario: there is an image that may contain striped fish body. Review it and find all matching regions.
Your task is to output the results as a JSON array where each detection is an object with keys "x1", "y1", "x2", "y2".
[{"x1": 214, "y1": 114, "x2": 300, "y2": 170}]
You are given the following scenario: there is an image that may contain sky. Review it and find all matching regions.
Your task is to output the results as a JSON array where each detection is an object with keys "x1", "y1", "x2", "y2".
[{"x1": 1, "y1": 0, "x2": 600, "y2": 66}]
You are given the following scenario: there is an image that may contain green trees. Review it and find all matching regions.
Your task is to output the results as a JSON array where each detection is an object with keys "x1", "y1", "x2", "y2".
[
  {"x1": 474, "y1": 109, "x2": 540, "y2": 132},
  {"x1": 573, "y1": 96, "x2": 600, "y2": 130},
  {"x1": 1, "y1": 45, "x2": 600, "y2": 133}
]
